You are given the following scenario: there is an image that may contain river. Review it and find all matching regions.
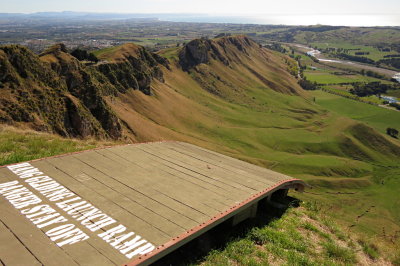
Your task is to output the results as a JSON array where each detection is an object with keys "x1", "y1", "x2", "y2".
[{"x1": 294, "y1": 44, "x2": 400, "y2": 80}]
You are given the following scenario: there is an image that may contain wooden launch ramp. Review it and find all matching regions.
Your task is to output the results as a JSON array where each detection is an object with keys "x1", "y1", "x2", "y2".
[{"x1": 0, "y1": 142, "x2": 305, "y2": 265}]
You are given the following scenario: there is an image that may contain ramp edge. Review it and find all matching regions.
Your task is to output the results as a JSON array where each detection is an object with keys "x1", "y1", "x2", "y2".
[{"x1": 126, "y1": 178, "x2": 306, "y2": 266}]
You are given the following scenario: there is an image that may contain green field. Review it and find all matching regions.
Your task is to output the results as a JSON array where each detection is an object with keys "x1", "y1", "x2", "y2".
[
  {"x1": 311, "y1": 90, "x2": 400, "y2": 133},
  {"x1": 322, "y1": 86, "x2": 384, "y2": 105},
  {"x1": 304, "y1": 71, "x2": 379, "y2": 84},
  {"x1": 311, "y1": 42, "x2": 398, "y2": 62},
  {"x1": 386, "y1": 89, "x2": 400, "y2": 98}
]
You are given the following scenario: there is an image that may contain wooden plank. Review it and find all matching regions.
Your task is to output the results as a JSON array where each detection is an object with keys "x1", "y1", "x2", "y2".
[
  {"x1": 0, "y1": 219, "x2": 42, "y2": 266},
  {"x1": 0, "y1": 168, "x2": 14, "y2": 182},
  {"x1": 42, "y1": 157, "x2": 187, "y2": 237},
  {"x1": 1, "y1": 165, "x2": 127, "y2": 265},
  {"x1": 168, "y1": 142, "x2": 290, "y2": 183},
  {"x1": 97, "y1": 150, "x2": 247, "y2": 203},
  {"x1": 101, "y1": 148, "x2": 238, "y2": 209},
  {"x1": 161, "y1": 142, "x2": 284, "y2": 182},
  {"x1": 0, "y1": 142, "x2": 303, "y2": 266},
  {"x1": 112, "y1": 145, "x2": 256, "y2": 194},
  {"x1": 36, "y1": 159, "x2": 171, "y2": 246},
  {"x1": 176, "y1": 141, "x2": 292, "y2": 180},
  {"x1": 52, "y1": 152, "x2": 199, "y2": 230},
  {"x1": 72, "y1": 150, "x2": 209, "y2": 222},
  {"x1": 0, "y1": 201, "x2": 106, "y2": 266},
  {"x1": 73, "y1": 150, "x2": 222, "y2": 217},
  {"x1": 105, "y1": 147, "x2": 234, "y2": 212},
  {"x1": 137, "y1": 144, "x2": 271, "y2": 190},
  {"x1": 166, "y1": 142, "x2": 287, "y2": 183}
]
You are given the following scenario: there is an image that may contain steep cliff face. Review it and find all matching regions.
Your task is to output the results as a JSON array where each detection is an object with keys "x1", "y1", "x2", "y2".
[
  {"x1": 0, "y1": 42, "x2": 169, "y2": 139},
  {"x1": 40, "y1": 44, "x2": 123, "y2": 139},
  {"x1": 179, "y1": 39, "x2": 213, "y2": 70},
  {"x1": 0, "y1": 36, "x2": 307, "y2": 139},
  {"x1": 0, "y1": 45, "x2": 108, "y2": 138},
  {"x1": 178, "y1": 35, "x2": 300, "y2": 97},
  {"x1": 179, "y1": 35, "x2": 258, "y2": 70},
  {"x1": 95, "y1": 43, "x2": 169, "y2": 95}
]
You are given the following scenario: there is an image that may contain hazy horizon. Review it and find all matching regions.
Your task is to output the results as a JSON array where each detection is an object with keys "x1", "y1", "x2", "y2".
[
  {"x1": 2, "y1": 0, "x2": 400, "y2": 26},
  {"x1": 1, "y1": 11, "x2": 400, "y2": 27}
]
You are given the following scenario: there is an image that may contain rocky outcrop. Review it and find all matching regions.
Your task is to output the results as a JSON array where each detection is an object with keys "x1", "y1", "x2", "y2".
[
  {"x1": 0, "y1": 45, "x2": 114, "y2": 138},
  {"x1": 179, "y1": 35, "x2": 255, "y2": 71},
  {"x1": 0, "y1": 36, "x2": 303, "y2": 140},
  {"x1": 179, "y1": 39, "x2": 212, "y2": 71},
  {"x1": 0, "y1": 42, "x2": 169, "y2": 139},
  {"x1": 95, "y1": 44, "x2": 169, "y2": 95},
  {"x1": 40, "y1": 44, "x2": 123, "y2": 139}
]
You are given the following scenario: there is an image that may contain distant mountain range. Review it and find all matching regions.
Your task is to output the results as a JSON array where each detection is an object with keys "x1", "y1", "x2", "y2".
[
  {"x1": 0, "y1": 12, "x2": 209, "y2": 22},
  {"x1": 0, "y1": 12, "x2": 399, "y2": 26}
]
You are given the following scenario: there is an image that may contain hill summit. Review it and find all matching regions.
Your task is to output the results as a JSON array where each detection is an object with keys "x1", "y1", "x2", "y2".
[
  {"x1": 1, "y1": 35, "x2": 399, "y2": 173},
  {"x1": 0, "y1": 35, "x2": 302, "y2": 139},
  {"x1": 179, "y1": 35, "x2": 254, "y2": 70},
  {"x1": 0, "y1": 41, "x2": 169, "y2": 139}
]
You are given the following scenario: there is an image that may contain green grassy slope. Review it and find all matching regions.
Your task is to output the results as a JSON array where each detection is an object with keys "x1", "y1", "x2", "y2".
[
  {"x1": 95, "y1": 39, "x2": 400, "y2": 260},
  {"x1": 311, "y1": 90, "x2": 400, "y2": 133},
  {"x1": 0, "y1": 126, "x2": 116, "y2": 166},
  {"x1": 108, "y1": 41, "x2": 400, "y2": 263},
  {"x1": 2, "y1": 36, "x2": 400, "y2": 264},
  {"x1": 293, "y1": 27, "x2": 400, "y2": 47},
  {"x1": 201, "y1": 202, "x2": 389, "y2": 265}
]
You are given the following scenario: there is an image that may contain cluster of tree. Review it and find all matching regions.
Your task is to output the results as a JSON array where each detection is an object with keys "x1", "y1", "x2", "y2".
[
  {"x1": 349, "y1": 82, "x2": 400, "y2": 97},
  {"x1": 332, "y1": 71, "x2": 355, "y2": 76},
  {"x1": 355, "y1": 52, "x2": 370, "y2": 55},
  {"x1": 304, "y1": 53, "x2": 319, "y2": 63},
  {"x1": 70, "y1": 48, "x2": 99, "y2": 62},
  {"x1": 265, "y1": 43, "x2": 287, "y2": 53},
  {"x1": 298, "y1": 78, "x2": 319, "y2": 90},
  {"x1": 296, "y1": 26, "x2": 343, "y2": 32},
  {"x1": 377, "y1": 58, "x2": 400, "y2": 70},
  {"x1": 319, "y1": 45, "x2": 400, "y2": 70},
  {"x1": 336, "y1": 53, "x2": 375, "y2": 64},
  {"x1": 386, "y1": 128, "x2": 399, "y2": 138},
  {"x1": 389, "y1": 102, "x2": 400, "y2": 110},
  {"x1": 376, "y1": 44, "x2": 400, "y2": 53},
  {"x1": 285, "y1": 58, "x2": 299, "y2": 77},
  {"x1": 392, "y1": 44, "x2": 400, "y2": 53},
  {"x1": 383, "y1": 54, "x2": 400, "y2": 58},
  {"x1": 321, "y1": 88, "x2": 378, "y2": 105},
  {"x1": 360, "y1": 69, "x2": 385, "y2": 79},
  {"x1": 289, "y1": 54, "x2": 301, "y2": 61},
  {"x1": 318, "y1": 47, "x2": 364, "y2": 54}
]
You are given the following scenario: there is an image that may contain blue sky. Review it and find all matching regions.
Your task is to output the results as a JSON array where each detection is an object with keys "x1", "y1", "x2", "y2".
[{"x1": 2, "y1": 0, "x2": 400, "y2": 14}]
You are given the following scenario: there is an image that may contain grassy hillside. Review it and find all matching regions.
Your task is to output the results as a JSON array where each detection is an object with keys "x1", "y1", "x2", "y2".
[
  {"x1": 311, "y1": 90, "x2": 400, "y2": 134},
  {"x1": 99, "y1": 38, "x2": 400, "y2": 263},
  {"x1": 200, "y1": 202, "x2": 392, "y2": 265},
  {"x1": 0, "y1": 125, "x2": 116, "y2": 166},
  {"x1": 293, "y1": 27, "x2": 400, "y2": 46},
  {"x1": 1, "y1": 36, "x2": 400, "y2": 264}
]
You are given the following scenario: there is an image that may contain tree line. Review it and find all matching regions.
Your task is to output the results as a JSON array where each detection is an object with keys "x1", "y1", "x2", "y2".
[{"x1": 349, "y1": 82, "x2": 400, "y2": 97}]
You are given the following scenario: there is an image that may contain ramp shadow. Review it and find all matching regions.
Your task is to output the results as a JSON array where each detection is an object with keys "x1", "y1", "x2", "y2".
[{"x1": 152, "y1": 195, "x2": 301, "y2": 266}]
